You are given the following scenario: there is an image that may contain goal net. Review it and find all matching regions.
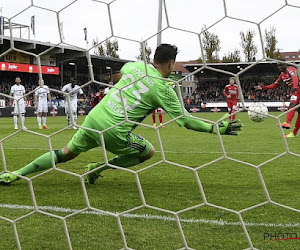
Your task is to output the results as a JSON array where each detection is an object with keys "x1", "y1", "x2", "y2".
[{"x1": 1, "y1": 0, "x2": 300, "y2": 249}]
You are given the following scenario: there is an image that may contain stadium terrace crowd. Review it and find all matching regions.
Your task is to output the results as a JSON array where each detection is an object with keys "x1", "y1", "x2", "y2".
[
  {"x1": 0, "y1": 74, "x2": 290, "y2": 108},
  {"x1": 184, "y1": 79, "x2": 290, "y2": 105},
  {"x1": 0, "y1": 74, "x2": 108, "y2": 107}
]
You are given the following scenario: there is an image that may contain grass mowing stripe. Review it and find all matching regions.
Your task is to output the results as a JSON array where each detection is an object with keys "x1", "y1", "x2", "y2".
[
  {"x1": 1, "y1": 203, "x2": 300, "y2": 228},
  {"x1": 4, "y1": 147, "x2": 280, "y2": 155},
  {"x1": 1, "y1": 114, "x2": 299, "y2": 249}
]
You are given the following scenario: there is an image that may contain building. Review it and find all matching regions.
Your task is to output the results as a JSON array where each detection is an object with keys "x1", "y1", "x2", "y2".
[
  {"x1": 279, "y1": 51, "x2": 300, "y2": 61},
  {"x1": 173, "y1": 60, "x2": 199, "y2": 97},
  {"x1": 0, "y1": 36, "x2": 129, "y2": 85}
]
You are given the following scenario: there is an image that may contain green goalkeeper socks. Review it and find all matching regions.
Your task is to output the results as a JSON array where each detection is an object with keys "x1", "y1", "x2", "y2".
[
  {"x1": 14, "y1": 150, "x2": 66, "y2": 176},
  {"x1": 14, "y1": 150, "x2": 141, "y2": 177}
]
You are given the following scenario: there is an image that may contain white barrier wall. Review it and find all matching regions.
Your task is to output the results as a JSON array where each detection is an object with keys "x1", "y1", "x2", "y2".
[
  {"x1": 0, "y1": 99, "x2": 5, "y2": 108},
  {"x1": 204, "y1": 102, "x2": 290, "y2": 108}
]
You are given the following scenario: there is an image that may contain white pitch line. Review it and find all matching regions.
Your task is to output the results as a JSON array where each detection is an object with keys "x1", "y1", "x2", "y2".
[
  {"x1": 0, "y1": 203, "x2": 300, "y2": 228},
  {"x1": 4, "y1": 147, "x2": 280, "y2": 155},
  {"x1": 159, "y1": 151, "x2": 280, "y2": 155}
]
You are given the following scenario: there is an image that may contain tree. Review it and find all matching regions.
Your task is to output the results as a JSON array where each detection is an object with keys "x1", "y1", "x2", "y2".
[
  {"x1": 264, "y1": 27, "x2": 281, "y2": 59},
  {"x1": 222, "y1": 49, "x2": 241, "y2": 63},
  {"x1": 92, "y1": 37, "x2": 119, "y2": 58},
  {"x1": 240, "y1": 30, "x2": 258, "y2": 62},
  {"x1": 105, "y1": 39, "x2": 119, "y2": 58},
  {"x1": 201, "y1": 25, "x2": 221, "y2": 62},
  {"x1": 98, "y1": 44, "x2": 105, "y2": 56},
  {"x1": 137, "y1": 41, "x2": 152, "y2": 63}
]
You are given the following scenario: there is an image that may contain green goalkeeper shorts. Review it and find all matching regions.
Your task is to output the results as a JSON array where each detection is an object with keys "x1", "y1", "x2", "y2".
[{"x1": 68, "y1": 116, "x2": 152, "y2": 157}]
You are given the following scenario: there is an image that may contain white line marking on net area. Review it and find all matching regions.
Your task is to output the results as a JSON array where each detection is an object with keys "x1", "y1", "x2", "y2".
[
  {"x1": 1, "y1": 203, "x2": 300, "y2": 228},
  {"x1": 5, "y1": 147, "x2": 280, "y2": 155}
]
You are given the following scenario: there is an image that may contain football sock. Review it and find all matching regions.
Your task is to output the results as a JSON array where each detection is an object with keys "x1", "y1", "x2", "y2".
[
  {"x1": 13, "y1": 149, "x2": 66, "y2": 176},
  {"x1": 74, "y1": 113, "x2": 77, "y2": 124},
  {"x1": 13, "y1": 115, "x2": 18, "y2": 126},
  {"x1": 293, "y1": 114, "x2": 300, "y2": 135},
  {"x1": 67, "y1": 114, "x2": 70, "y2": 126},
  {"x1": 286, "y1": 108, "x2": 296, "y2": 124},
  {"x1": 21, "y1": 114, "x2": 25, "y2": 126},
  {"x1": 159, "y1": 113, "x2": 163, "y2": 124},
  {"x1": 152, "y1": 112, "x2": 156, "y2": 123},
  {"x1": 37, "y1": 116, "x2": 42, "y2": 127},
  {"x1": 42, "y1": 116, "x2": 47, "y2": 125}
]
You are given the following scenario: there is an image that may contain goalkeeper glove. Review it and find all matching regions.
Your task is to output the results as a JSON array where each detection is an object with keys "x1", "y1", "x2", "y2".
[{"x1": 211, "y1": 119, "x2": 243, "y2": 136}]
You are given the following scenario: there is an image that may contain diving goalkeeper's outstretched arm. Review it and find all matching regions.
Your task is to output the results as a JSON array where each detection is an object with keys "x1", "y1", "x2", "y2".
[
  {"x1": 182, "y1": 115, "x2": 242, "y2": 136},
  {"x1": 157, "y1": 83, "x2": 242, "y2": 136}
]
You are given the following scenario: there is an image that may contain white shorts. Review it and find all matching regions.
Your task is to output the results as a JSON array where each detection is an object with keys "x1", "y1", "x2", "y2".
[
  {"x1": 13, "y1": 101, "x2": 26, "y2": 115},
  {"x1": 65, "y1": 102, "x2": 77, "y2": 114},
  {"x1": 37, "y1": 102, "x2": 48, "y2": 113}
]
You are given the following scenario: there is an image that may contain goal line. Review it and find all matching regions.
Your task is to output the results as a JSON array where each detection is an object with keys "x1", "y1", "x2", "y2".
[{"x1": 1, "y1": 203, "x2": 299, "y2": 229}]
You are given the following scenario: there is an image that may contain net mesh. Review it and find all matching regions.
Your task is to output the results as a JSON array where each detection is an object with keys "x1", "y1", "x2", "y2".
[{"x1": 1, "y1": 0, "x2": 300, "y2": 249}]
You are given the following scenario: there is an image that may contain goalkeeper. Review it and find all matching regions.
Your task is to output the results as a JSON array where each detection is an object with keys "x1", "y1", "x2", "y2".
[{"x1": 0, "y1": 44, "x2": 242, "y2": 185}]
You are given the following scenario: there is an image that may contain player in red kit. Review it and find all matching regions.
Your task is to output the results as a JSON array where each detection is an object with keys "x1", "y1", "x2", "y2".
[
  {"x1": 286, "y1": 113, "x2": 300, "y2": 138},
  {"x1": 152, "y1": 108, "x2": 164, "y2": 127},
  {"x1": 224, "y1": 77, "x2": 238, "y2": 121},
  {"x1": 92, "y1": 88, "x2": 106, "y2": 107},
  {"x1": 255, "y1": 61, "x2": 300, "y2": 131}
]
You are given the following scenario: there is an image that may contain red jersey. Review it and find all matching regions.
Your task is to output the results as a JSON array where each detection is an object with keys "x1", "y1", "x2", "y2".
[
  {"x1": 261, "y1": 66, "x2": 300, "y2": 94},
  {"x1": 92, "y1": 92, "x2": 105, "y2": 107},
  {"x1": 224, "y1": 84, "x2": 238, "y2": 101}
]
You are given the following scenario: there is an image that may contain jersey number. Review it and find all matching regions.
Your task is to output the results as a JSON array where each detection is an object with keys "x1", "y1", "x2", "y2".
[{"x1": 111, "y1": 74, "x2": 149, "y2": 110}]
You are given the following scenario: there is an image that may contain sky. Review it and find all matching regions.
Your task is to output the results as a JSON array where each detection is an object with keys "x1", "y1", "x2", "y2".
[{"x1": 1, "y1": 0, "x2": 300, "y2": 62}]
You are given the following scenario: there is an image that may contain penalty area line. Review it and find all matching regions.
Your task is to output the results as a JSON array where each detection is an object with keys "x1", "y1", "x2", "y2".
[{"x1": 0, "y1": 203, "x2": 300, "y2": 228}]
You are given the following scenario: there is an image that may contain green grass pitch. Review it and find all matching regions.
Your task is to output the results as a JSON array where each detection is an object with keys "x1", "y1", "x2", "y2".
[{"x1": 0, "y1": 112, "x2": 300, "y2": 250}]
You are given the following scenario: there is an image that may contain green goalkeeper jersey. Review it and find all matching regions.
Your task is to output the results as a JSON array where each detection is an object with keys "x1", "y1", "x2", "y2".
[
  {"x1": 88, "y1": 61, "x2": 188, "y2": 136},
  {"x1": 70, "y1": 61, "x2": 239, "y2": 155}
]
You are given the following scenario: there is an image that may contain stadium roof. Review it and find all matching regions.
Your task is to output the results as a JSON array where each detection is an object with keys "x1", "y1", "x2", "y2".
[
  {"x1": 183, "y1": 60, "x2": 300, "y2": 79},
  {"x1": 0, "y1": 36, "x2": 129, "y2": 75}
]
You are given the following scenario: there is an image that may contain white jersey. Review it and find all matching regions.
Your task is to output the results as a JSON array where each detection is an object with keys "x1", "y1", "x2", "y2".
[
  {"x1": 35, "y1": 85, "x2": 50, "y2": 113},
  {"x1": 35, "y1": 85, "x2": 50, "y2": 104},
  {"x1": 10, "y1": 84, "x2": 25, "y2": 103},
  {"x1": 61, "y1": 83, "x2": 83, "y2": 103},
  {"x1": 62, "y1": 83, "x2": 83, "y2": 114},
  {"x1": 10, "y1": 84, "x2": 26, "y2": 114}
]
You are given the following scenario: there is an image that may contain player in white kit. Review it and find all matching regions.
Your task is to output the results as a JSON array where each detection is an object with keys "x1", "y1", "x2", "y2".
[
  {"x1": 34, "y1": 80, "x2": 52, "y2": 129},
  {"x1": 10, "y1": 76, "x2": 27, "y2": 130},
  {"x1": 61, "y1": 78, "x2": 83, "y2": 129}
]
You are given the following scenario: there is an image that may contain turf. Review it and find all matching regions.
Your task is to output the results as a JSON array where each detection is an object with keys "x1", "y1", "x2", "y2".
[{"x1": 1, "y1": 112, "x2": 300, "y2": 250}]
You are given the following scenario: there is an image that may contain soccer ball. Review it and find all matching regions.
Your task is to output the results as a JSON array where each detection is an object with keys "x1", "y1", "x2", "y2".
[{"x1": 248, "y1": 103, "x2": 268, "y2": 122}]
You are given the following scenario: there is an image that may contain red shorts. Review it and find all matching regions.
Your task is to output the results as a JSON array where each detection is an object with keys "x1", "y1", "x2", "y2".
[{"x1": 226, "y1": 99, "x2": 237, "y2": 111}]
